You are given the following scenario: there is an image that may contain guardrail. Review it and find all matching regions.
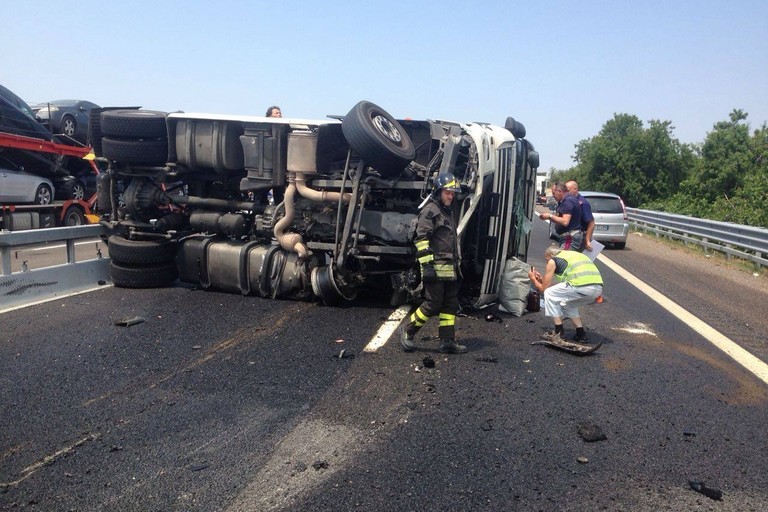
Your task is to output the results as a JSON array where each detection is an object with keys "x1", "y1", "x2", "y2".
[
  {"x1": 627, "y1": 208, "x2": 768, "y2": 268},
  {"x1": 0, "y1": 224, "x2": 111, "y2": 312}
]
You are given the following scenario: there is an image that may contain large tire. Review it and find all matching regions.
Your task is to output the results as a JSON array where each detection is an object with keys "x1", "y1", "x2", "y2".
[
  {"x1": 63, "y1": 205, "x2": 86, "y2": 226},
  {"x1": 35, "y1": 184, "x2": 53, "y2": 205},
  {"x1": 110, "y1": 261, "x2": 178, "y2": 289},
  {"x1": 102, "y1": 137, "x2": 168, "y2": 165},
  {"x1": 108, "y1": 235, "x2": 177, "y2": 265},
  {"x1": 101, "y1": 110, "x2": 168, "y2": 138},
  {"x1": 88, "y1": 109, "x2": 104, "y2": 156},
  {"x1": 341, "y1": 101, "x2": 415, "y2": 175}
]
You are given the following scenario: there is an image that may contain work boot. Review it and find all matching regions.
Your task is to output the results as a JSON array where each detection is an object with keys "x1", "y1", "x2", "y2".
[
  {"x1": 438, "y1": 338, "x2": 467, "y2": 354},
  {"x1": 571, "y1": 332, "x2": 588, "y2": 343},
  {"x1": 399, "y1": 325, "x2": 416, "y2": 352}
]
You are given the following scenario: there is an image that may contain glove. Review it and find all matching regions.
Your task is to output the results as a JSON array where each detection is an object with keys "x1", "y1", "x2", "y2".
[{"x1": 421, "y1": 263, "x2": 438, "y2": 283}]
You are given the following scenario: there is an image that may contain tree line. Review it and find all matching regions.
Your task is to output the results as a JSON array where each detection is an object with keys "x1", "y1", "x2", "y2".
[{"x1": 550, "y1": 109, "x2": 768, "y2": 228}]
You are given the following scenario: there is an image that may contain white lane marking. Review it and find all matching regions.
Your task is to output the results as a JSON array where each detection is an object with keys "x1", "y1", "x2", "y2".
[
  {"x1": 364, "y1": 305, "x2": 411, "y2": 353},
  {"x1": 598, "y1": 253, "x2": 768, "y2": 386}
]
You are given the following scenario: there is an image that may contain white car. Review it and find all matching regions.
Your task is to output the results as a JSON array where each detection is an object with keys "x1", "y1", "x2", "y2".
[{"x1": 0, "y1": 167, "x2": 55, "y2": 205}]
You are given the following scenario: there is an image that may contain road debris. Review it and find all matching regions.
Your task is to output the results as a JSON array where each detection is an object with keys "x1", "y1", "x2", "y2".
[
  {"x1": 576, "y1": 456, "x2": 589, "y2": 464},
  {"x1": 485, "y1": 313, "x2": 503, "y2": 323},
  {"x1": 333, "y1": 349, "x2": 355, "y2": 359},
  {"x1": 113, "y1": 316, "x2": 145, "y2": 327},
  {"x1": 577, "y1": 423, "x2": 607, "y2": 442},
  {"x1": 688, "y1": 481, "x2": 723, "y2": 500},
  {"x1": 312, "y1": 460, "x2": 329, "y2": 471},
  {"x1": 531, "y1": 337, "x2": 602, "y2": 355},
  {"x1": 422, "y1": 356, "x2": 435, "y2": 368}
]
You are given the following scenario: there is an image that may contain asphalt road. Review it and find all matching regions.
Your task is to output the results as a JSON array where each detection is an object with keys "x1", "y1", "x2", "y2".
[{"x1": 1, "y1": 219, "x2": 766, "y2": 511}]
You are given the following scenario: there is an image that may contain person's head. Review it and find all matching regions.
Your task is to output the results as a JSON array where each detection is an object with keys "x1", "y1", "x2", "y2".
[
  {"x1": 266, "y1": 106, "x2": 282, "y2": 118},
  {"x1": 565, "y1": 180, "x2": 579, "y2": 196},
  {"x1": 551, "y1": 183, "x2": 566, "y2": 201},
  {"x1": 544, "y1": 244, "x2": 561, "y2": 260},
  {"x1": 436, "y1": 172, "x2": 461, "y2": 207}
]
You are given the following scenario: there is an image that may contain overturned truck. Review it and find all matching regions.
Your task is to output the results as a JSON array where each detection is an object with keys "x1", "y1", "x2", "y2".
[{"x1": 95, "y1": 101, "x2": 539, "y2": 306}]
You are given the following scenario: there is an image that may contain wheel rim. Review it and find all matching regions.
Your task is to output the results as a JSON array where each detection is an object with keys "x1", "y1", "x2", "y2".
[
  {"x1": 371, "y1": 114, "x2": 403, "y2": 145},
  {"x1": 63, "y1": 117, "x2": 76, "y2": 136},
  {"x1": 72, "y1": 183, "x2": 85, "y2": 200},
  {"x1": 311, "y1": 265, "x2": 357, "y2": 304},
  {"x1": 38, "y1": 187, "x2": 51, "y2": 205}
]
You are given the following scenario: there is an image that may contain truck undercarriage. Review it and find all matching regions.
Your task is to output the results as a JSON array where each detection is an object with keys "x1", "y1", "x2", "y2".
[{"x1": 97, "y1": 101, "x2": 539, "y2": 307}]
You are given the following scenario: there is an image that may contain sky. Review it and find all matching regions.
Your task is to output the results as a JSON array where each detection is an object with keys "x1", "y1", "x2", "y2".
[{"x1": 2, "y1": 0, "x2": 767, "y2": 172}]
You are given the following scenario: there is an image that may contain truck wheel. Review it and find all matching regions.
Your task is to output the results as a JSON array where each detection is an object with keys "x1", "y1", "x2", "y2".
[
  {"x1": 101, "y1": 110, "x2": 168, "y2": 138},
  {"x1": 88, "y1": 109, "x2": 103, "y2": 155},
  {"x1": 341, "y1": 101, "x2": 415, "y2": 174},
  {"x1": 311, "y1": 265, "x2": 357, "y2": 305},
  {"x1": 35, "y1": 184, "x2": 53, "y2": 205},
  {"x1": 108, "y1": 235, "x2": 177, "y2": 265},
  {"x1": 110, "y1": 261, "x2": 178, "y2": 288},
  {"x1": 63, "y1": 205, "x2": 86, "y2": 226},
  {"x1": 102, "y1": 137, "x2": 168, "y2": 165}
]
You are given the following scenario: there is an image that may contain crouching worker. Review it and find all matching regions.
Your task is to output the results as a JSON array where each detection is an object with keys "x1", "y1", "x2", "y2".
[
  {"x1": 528, "y1": 245, "x2": 603, "y2": 342},
  {"x1": 400, "y1": 173, "x2": 466, "y2": 354}
]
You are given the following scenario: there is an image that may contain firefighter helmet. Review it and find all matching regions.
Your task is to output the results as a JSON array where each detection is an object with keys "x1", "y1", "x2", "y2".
[{"x1": 435, "y1": 172, "x2": 461, "y2": 193}]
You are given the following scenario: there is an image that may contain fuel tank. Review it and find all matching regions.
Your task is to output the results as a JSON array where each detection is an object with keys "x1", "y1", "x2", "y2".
[{"x1": 176, "y1": 235, "x2": 315, "y2": 300}]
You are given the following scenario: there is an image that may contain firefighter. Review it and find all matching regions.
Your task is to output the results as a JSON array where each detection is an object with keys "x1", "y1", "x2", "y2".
[{"x1": 400, "y1": 172, "x2": 466, "y2": 354}]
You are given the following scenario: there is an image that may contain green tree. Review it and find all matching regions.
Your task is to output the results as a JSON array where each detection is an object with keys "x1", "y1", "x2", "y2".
[
  {"x1": 644, "y1": 112, "x2": 767, "y2": 227},
  {"x1": 569, "y1": 114, "x2": 694, "y2": 206},
  {"x1": 694, "y1": 109, "x2": 752, "y2": 203},
  {"x1": 707, "y1": 120, "x2": 768, "y2": 226}
]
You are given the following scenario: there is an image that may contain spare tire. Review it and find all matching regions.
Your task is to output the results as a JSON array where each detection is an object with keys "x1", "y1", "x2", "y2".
[
  {"x1": 101, "y1": 110, "x2": 168, "y2": 138},
  {"x1": 341, "y1": 101, "x2": 415, "y2": 175},
  {"x1": 102, "y1": 137, "x2": 168, "y2": 165},
  {"x1": 108, "y1": 235, "x2": 177, "y2": 265},
  {"x1": 110, "y1": 261, "x2": 178, "y2": 288}
]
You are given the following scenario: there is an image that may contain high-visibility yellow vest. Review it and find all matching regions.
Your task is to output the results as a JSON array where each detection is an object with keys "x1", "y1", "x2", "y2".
[{"x1": 557, "y1": 251, "x2": 603, "y2": 286}]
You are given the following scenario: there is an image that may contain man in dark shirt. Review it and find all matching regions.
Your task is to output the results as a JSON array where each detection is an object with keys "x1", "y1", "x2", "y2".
[
  {"x1": 539, "y1": 183, "x2": 583, "y2": 250},
  {"x1": 566, "y1": 180, "x2": 595, "y2": 252}
]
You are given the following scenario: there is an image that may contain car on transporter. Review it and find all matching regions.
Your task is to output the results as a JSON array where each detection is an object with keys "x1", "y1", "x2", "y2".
[
  {"x1": 0, "y1": 167, "x2": 55, "y2": 204},
  {"x1": 1, "y1": 84, "x2": 100, "y2": 202},
  {"x1": 95, "y1": 100, "x2": 540, "y2": 307}
]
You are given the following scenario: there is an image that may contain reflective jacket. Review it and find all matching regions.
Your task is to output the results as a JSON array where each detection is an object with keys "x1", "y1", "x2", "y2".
[
  {"x1": 555, "y1": 251, "x2": 603, "y2": 287},
  {"x1": 415, "y1": 198, "x2": 458, "y2": 280}
]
